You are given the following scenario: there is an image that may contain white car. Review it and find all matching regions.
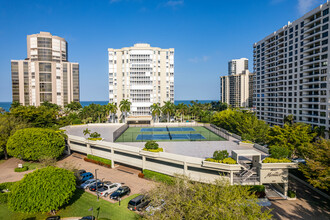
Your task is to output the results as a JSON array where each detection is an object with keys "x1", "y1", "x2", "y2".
[
  {"x1": 145, "y1": 200, "x2": 166, "y2": 216},
  {"x1": 97, "y1": 183, "x2": 121, "y2": 197},
  {"x1": 80, "y1": 179, "x2": 99, "y2": 189}
]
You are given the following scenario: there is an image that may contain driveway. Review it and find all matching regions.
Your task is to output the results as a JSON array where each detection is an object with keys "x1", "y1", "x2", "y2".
[
  {"x1": 0, "y1": 158, "x2": 34, "y2": 183},
  {"x1": 57, "y1": 153, "x2": 156, "y2": 202},
  {"x1": 268, "y1": 177, "x2": 330, "y2": 219}
]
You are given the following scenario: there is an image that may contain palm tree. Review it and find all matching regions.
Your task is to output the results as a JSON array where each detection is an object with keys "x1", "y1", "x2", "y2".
[
  {"x1": 176, "y1": 103, "x2": 187, "y2": 122},
  {"x1": 150, "y1": 103, "x2": 161, "y2": 123},
  {"x1": 107, "y1": 102, "x2": 118, "y2": 123},
  {"x1": 162, "y1": 101, "x2": 175, "y2": 122},
  {"x1": 119, "y1": 99, "x2": 131, "y2": 123}
]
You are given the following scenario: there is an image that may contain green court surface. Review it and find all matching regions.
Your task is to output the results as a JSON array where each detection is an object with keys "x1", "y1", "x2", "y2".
[{"x1": 115, "y1": 126, "x2": 226, "y2": 142}]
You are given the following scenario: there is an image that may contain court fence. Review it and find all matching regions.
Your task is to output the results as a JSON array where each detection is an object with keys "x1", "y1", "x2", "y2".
[{"x1": 115, "y1": 130, "x2": 225, "y2": 142}]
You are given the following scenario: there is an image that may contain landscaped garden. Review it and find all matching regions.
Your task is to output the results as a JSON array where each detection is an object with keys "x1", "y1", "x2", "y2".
[
  {"x1": 0, "y1": 189, "x2": 140, "y2": 220},
  {"x1": 115, "y1": 126, "x2": 226, "y2": 142}
]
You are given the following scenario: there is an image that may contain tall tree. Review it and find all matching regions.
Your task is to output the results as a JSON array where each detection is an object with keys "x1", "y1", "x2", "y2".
[
  {"x1": 65, "y1": 101, "x2": 82, "y2": 112},
  {"x1": 299, "y1": 138, "x2": 330, "y2": 191},
  {"x1": 162, "y1": 101, "x2": 175, "y2": 122},
  {"x1": 268, "y1": 123, "x2": 316, "y2": 158},
  {"x1": 10, "y1": 101, "x2": 21, "y2": 110},
  {"x1": 176, "y1": 103, "x2": 187, "y2": 122},
  {"x1": 150, "y1": 103, "x2": 161, "y2": 123},
  {"x1": 119, "y1": 99, "x2": 131, "y2": 123},
  {"x1": 0, "y1": 114, "x2": 29, "y2": 159},
  {"x1": 144, "y1": 175, "x2": 272, "y2": 219},
  {"x1": 107, "y1": 102, "x2": 118, "y2": 123}
]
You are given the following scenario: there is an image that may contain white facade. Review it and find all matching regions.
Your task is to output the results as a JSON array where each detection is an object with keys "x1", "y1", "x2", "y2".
[
  {"x1": 108, "y1": 43, "x2": 174, "y2": 116},
  {"x1": 220, "y1": 58, "x2": 253, "y2": 108},
  {"x1": 11, "y1": 32, "x2": 79, "y2": 106},
  {"x1": 253, "y1": 3, "x2": 330, "y2": 129}
]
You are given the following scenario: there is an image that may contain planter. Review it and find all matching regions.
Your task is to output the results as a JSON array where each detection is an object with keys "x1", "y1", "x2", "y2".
[
  {"x1": 239, "y1": 142, "x2": 254, "y2": 147},
  {"x1": 202, "y1": 160, "x2": 242, "y2": 171},
  {"x1": 259, "y1": 162, "x2": 298, "y2": 169},
  {"x1": 139, "y1": 150, "x2": 161, "y2": 157}
]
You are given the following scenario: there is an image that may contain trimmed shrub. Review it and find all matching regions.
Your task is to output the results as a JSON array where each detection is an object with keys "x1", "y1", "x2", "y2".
[
  {"x1": 250, "y1": 185, "x2": 265, "y2": 193},
  {"x1": 205, "y1": 157, "x2": 237, "y2": 164},
  {"x1": 288, "y1": 190, "x2": 296, "y2": 198},
  {"x1": 213, "y1": 150, "x2": 229, "y2": 161},
  {"x1": 85, "y1": 155, "x2": 112, "y2": 168},
  {"x1": 142, "y1": 147, "x2": 163, "y2": 152},
  {"x1": 90, "y1": 132, "x2": 101, "y2": 138},
  {"x1": 263, "y1": 157, "x2": 291, "y2": 163},
  {"x1": 143, "y1": 169, "x2": 174, "y2": 185},
  {"x1": 14, "y1": 166, "x2": 28, "y2": 172},
  {"x1": 242, "y1": 140, "x2": 253, "y2": 144},
  {"x1": 7, "y1": 128, "x2": 65, "y2": 161},
  {"x1": 145, "y1": 140, "x2": 159, "y2": 150},
  {"x1": 8, "y1": 166, "x2": 76, "y2": 213}
]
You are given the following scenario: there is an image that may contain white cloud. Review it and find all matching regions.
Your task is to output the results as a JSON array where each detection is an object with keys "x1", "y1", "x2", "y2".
[
  {"x1": 297, "y1": 0, "x2": 323, "y2": 15},
  {"x1": 165, "y1": 0, "x2": 184, "y2": 7},
  {"x1": 188, "y1": 56, "x2": 210, "y2": 63}
]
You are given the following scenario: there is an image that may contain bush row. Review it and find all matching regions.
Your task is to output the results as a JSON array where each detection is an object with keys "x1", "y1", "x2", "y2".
[
  {"x1": 85, "y1": 155, "x2": 112, "y2": 168},
  {"x1": 263, "y1": 157, "x2": 291, "y2": 163},
  {"x1": 14, "y1": 166, "x2": 28, "y2": 172},
  {"x1": 205, "y1": 157, "x2": 237, "y2": 164},
  {"x1": 143, "y1": 169, "x2": 174, "y2": 185}
]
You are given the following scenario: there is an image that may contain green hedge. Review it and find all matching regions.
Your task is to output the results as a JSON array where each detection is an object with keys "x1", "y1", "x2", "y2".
[
  {"x1": 250, "y1": 185, "x2": 265, "y2": 193},
  {"x1": 87, "y1": 155, "x2": 112, "y2": 166},
  {"x1": 143, "y1": 169, "x2": 174, "y2": 185},
  {"x1": 14, "y1": 166, "x2": 28, "y2": 172},
  {"x1": 205, "y1": 157, "x2": 237, "y2": 164},
  {"x1": 263, "y1": 157, "x2": 291, "y2": 163}
]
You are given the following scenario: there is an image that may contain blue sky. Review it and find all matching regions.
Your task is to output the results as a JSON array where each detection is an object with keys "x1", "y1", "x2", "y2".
[{"x1": 0, "y1": 0, "x2": 325, "y2": 101}]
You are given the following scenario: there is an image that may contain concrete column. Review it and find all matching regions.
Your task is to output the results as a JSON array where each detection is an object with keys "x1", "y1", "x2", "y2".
[
  {"x1": 284, "y1": 182, "x2": 288, "y2": 197},
  {"x1": 183, "y1": 161, "x2": 188, "y2": 175},
  {"x1": 86, "y1": 143, "x2": 92, "y2": 155},
  {"x1": 67, "y1": 139, "x2": 71, "y2": 155},
  {"x1": 230, "y1": 171, "x2": 233, "y2": 185},
  {"x1": 111, "y1": 147, "x2": 115, "y2": 168},
  {"x1": 142, "y1": 156, "x2": 146, "y2": 170}
]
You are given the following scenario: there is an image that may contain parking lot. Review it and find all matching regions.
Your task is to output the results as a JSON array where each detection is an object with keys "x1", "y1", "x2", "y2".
[{"x1": 57, "y1": 153, "x2": 156, "y2": 203}]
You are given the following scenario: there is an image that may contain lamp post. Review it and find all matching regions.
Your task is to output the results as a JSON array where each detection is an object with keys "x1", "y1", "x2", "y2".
[{"x1": 95, "y1": 169, "x2": 99, "y2": 201}]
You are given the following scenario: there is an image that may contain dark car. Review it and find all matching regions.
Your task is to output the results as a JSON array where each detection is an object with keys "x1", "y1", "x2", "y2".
[
  {"x1": 127, "y1": 195, "x2": 150, "y2": 211},
  {"x1": 46, "y1": 216, "x2": 60, "y2": 220},
  {"x1": 89, "y1": 181, "x2": 104, "y2": 191},
  {"x1": 110, "y1": 186, "x2": 131, "y2": 200},
  {"x1": 79, "y1": 216, "x2": 95, "y2": 220}
]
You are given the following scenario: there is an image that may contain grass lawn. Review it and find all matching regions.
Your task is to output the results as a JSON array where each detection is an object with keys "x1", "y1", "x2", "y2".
[
  {"x1": 116, "y1": 126, "x2": 226, "y2": 142},
  {"x1": 0, "y1": 189, "x2": 141, "y2": 220},
  {"x1": 23, "y1": 161, "x2": 41, "y2": 170}
]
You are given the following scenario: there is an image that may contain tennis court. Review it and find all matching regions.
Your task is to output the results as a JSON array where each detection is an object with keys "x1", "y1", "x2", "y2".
[{"x1": 115, "y1": 126, "x2": 226, "y2": 142}]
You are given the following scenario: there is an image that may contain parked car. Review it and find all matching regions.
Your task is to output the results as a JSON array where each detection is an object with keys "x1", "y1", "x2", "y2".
[
  {"x1": 79, "y1": 216, "x2": 95, "y2": 220},
  {"x1": 145, "y1": 200, "x2": 166, "y2": 216},
  {"x1": 79, "y1": 172, "x2": 94, "y2": 182},
  {"x1": 80, "y1": 179, "x2": 100, "y2": 189},
  {"x1": 78, "y1": 169, "x2": 86, "y2": 176},
  {"x1": 46, "y1": 216, "x2": 60, "y2": 220},
  {"x1": 128, "y1": 195, "x2": 150, "y2": 211},
  {"x1": 89, "y1": 181, "x2": 105, "y2": 191},
  {"x1": 98, "y1": 183, "x2": 121, "y2": 197},
  {"x1": 110, "y1": 186, "x2": 130, "y2": 200}
]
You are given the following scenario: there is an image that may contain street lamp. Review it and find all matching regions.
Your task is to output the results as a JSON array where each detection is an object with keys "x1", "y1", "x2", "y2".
[{"x1": 95, "y1": 169, "x2": 99, "y2": 201}]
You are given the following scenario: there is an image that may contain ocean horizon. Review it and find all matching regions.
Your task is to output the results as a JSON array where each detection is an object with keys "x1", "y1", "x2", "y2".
[{"x1": 0, "y1": 100, "x2": 219, "y2": 112}]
